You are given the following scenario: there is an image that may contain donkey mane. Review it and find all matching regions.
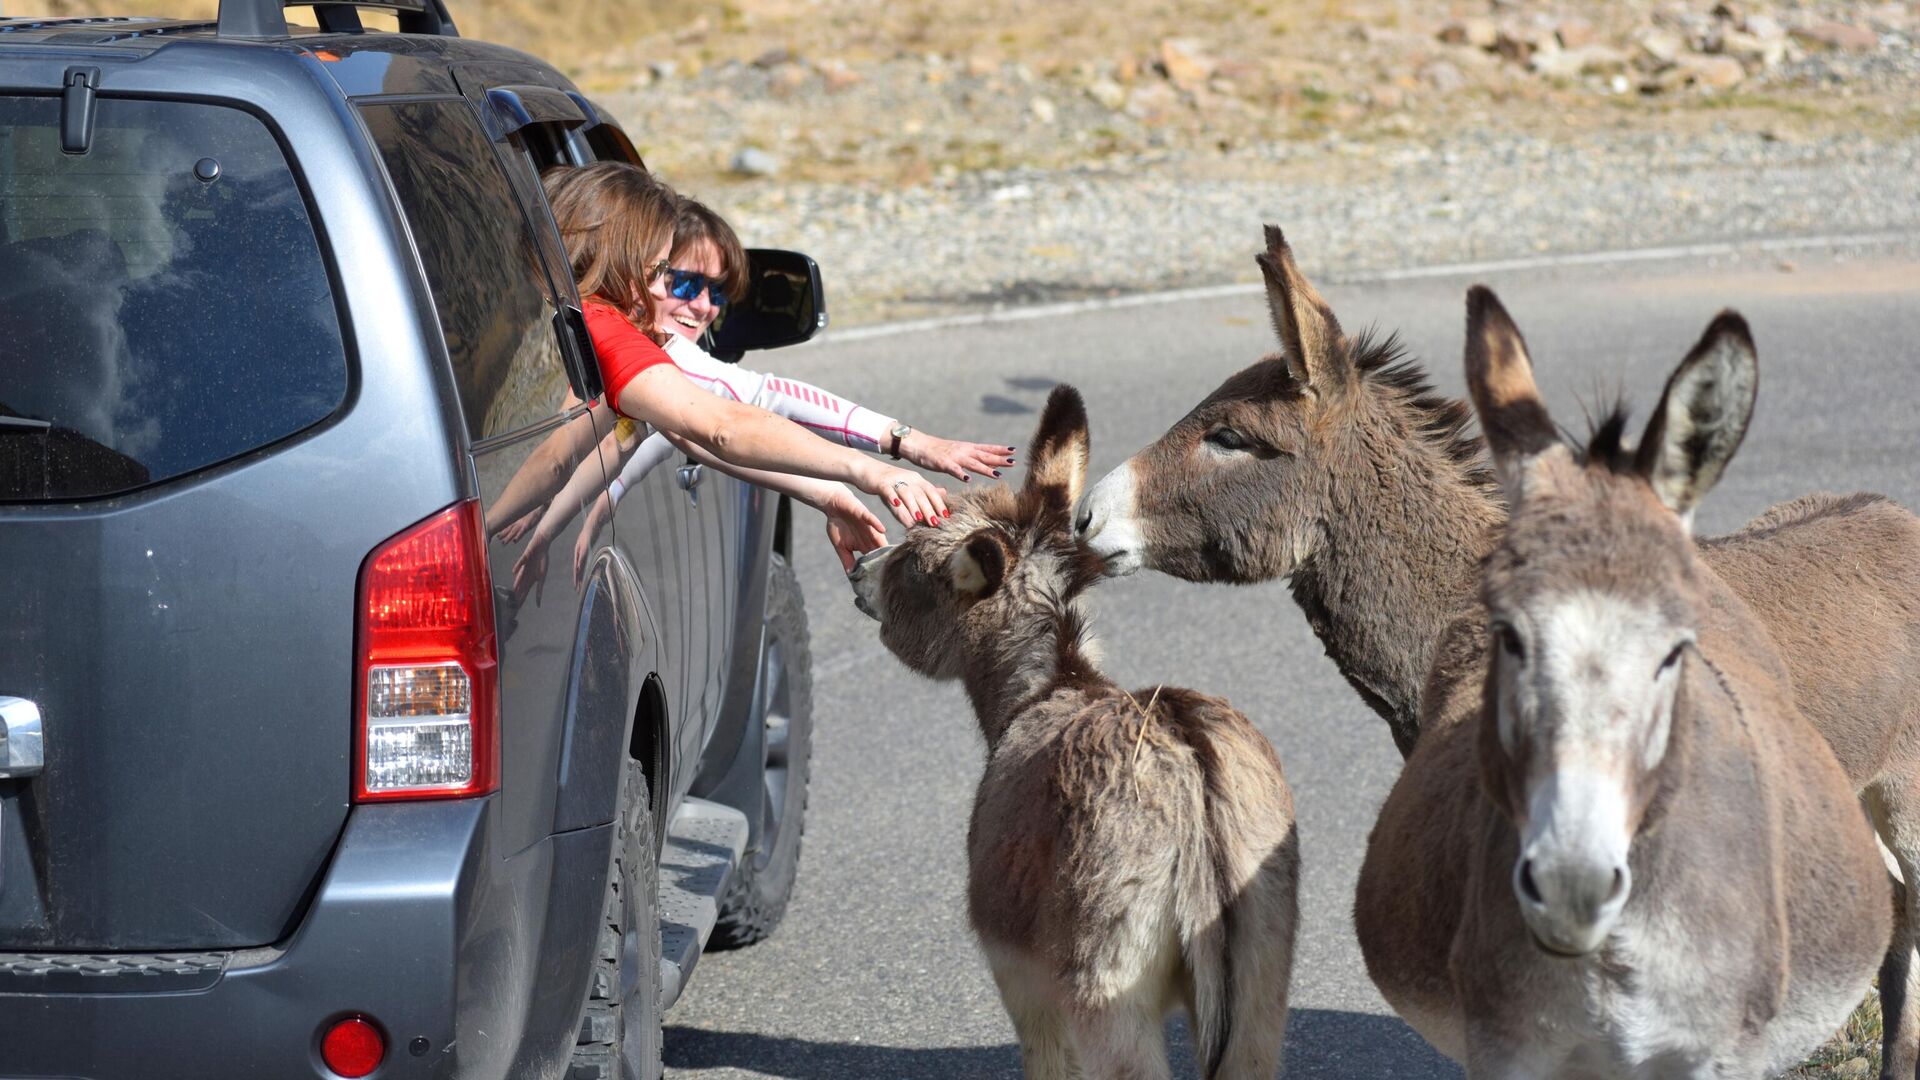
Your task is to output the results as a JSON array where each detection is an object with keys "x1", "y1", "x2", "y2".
[
  {"x1": 1347, "y1": 327, "x2": 1499, "y2": 495},
  {"x1": 1581, "y1": 403, "x2": 1639, "y2": 474}
]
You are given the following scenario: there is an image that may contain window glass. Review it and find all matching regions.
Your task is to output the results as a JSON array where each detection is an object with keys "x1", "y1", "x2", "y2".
[
  {"x1": 0, "y1": 95, "x2": 348, "y2": 502},
  {"x1": 361, "y1": 99, "x2": 566, "y2": 438}
]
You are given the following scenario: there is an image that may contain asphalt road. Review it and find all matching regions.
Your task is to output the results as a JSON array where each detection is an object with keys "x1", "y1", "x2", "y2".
[{"x1": 663, "y1": 245, "x2": 1920, "y2": 1079}]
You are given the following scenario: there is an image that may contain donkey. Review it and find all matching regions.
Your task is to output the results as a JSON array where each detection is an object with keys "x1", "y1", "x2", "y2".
[
  {"x1": 1353, "y1": 287, "x2": 1890, "y2": 1077},
  {"x1": 1076, "y1": 227, "x2": 1920, "y2": 1077},
  {"x1": 849, "y1": 385, "x2": 1299, "y2": 1080}
]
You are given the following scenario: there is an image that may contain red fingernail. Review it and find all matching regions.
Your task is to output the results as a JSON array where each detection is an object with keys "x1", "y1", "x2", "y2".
[
  {"x1": 892, "y1": 498, "x2": 901, "y2": 506},
  {"x1": 915, "y1": 512, "x2": 924, "y2": 522}
]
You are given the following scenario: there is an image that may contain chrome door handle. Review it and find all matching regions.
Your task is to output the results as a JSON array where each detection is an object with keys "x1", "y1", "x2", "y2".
[
  {"x1": 676, "y1": 463, "x2": 704, "y2": 508},
  {"x1": 0, "y1": 697, "x2": 43, "y2": 779}
]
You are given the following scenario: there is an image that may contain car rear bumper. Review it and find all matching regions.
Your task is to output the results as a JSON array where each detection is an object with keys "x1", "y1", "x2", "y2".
[{"x1": 0, "y1": 798, "x2": 610, "y2": 1080}]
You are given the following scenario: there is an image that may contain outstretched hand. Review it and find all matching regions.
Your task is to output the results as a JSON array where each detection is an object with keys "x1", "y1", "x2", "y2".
[
  {"x1": 511, "y1": 536, "x2": 551, "y2": 607},
  {"x1": 496, "y1": 507, "x2": 543, "y2": 544},
  {"x1": 900, "y1": 432, "x2": 1016, "y2": 484},
  {"x1": 821, "y1": 490, "x2": 890, "y2": 574},
  {"x1": 859, "y1": 462, "x2": 949, "y2": 529}
]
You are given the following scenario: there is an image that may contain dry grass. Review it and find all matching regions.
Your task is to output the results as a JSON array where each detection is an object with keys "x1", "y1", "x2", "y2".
[
  {"x1": 1787, "y1": 991, "x2": 1882, "y2": 1078},
  {"x1": 8, "y1": 0, "x2": 680, "y2": 62}
]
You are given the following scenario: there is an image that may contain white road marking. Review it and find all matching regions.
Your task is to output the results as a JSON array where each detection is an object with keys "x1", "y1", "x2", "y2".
[{"x1": 826, "y1": 230, "x2": 1920, "y2": 344}]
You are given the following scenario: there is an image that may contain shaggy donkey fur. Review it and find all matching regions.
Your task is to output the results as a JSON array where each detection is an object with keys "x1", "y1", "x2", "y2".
[
  {"x1": 850, "y1": 386, "x2": 1299, "y2": 1080},
  {"x1": 1355, "y1": 291, "x2": 1889, "y2": 1077}
]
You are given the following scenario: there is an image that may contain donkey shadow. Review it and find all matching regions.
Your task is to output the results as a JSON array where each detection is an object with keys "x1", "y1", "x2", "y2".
[{"x1": 664, "y1": 1009, "x2": 1458, "y2": 1078}]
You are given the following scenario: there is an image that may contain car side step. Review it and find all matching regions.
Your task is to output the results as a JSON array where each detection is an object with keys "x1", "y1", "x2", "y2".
[{"x1": 657, "y1": 797, "x2": 749, "y2": 1011}]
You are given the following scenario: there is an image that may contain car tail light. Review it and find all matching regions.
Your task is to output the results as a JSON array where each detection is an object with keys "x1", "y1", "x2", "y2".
[
  {"x1": 320, "y1": 1016, "x2": 385, "y2": 1077},
  {"x1": 354, "y1": 501, "x2": 498, "y2": 801}
]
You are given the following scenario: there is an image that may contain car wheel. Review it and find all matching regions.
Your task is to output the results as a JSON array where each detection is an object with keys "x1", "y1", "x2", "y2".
[
  {"x1": 570, "y1": 760, "x2": 662, "y2": 1080},
  {"x1": 711, "y1": 551, "x2": 813, "y2": 949}
]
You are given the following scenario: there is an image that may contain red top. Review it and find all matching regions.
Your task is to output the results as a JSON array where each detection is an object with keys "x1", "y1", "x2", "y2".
[{"x1": 583, "y1": 299, "x2": 673, "y2": 414}]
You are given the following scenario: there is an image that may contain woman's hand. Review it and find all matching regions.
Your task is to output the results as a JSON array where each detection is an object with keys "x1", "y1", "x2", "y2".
[
  {"x1": 898, "y1": 431, "x2": 1016, "y2": 484},
  {"x1": 496, "y1": 507, "x2": 543, "y2": 544},
  {"x1": 818, "y1": 489, "x2": 890, "y2": 574},
  {"x1": 511, "y1": 534, "x2": 552, "y2": 607},
  {"x1": 572, "y1": 491, "x2": 614, "y2": 589},
  {"x1": 857, "y1": 460, "x2": 949, "y2": 528}
]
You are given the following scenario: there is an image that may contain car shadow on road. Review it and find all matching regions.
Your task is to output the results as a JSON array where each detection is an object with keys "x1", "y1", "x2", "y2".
[{"x1": 665, "y1": 1008, "x2": 1458, "y2": 1078}]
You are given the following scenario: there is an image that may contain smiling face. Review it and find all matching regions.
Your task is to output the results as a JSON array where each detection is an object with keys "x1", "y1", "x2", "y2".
[{"x1": 651, "y1": 236, "x2": 726, "y2": 341}]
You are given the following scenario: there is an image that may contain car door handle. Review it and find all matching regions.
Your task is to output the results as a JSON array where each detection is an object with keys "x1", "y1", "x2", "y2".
[
  {"x1": 676, "y1": 462, "x2": 704, "y2": 508},
  {"x1": 0, "y1": 697, "x2": 44, "y2": 779}
]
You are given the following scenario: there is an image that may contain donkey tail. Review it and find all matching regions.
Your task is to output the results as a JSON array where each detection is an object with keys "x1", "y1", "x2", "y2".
[
  {"x1": 1174, "y1": 836, "x2": 1234, "y2": 1080},
  {"x1": 1184, "y1": 755, "x2": 1299, "y2": 1079}
]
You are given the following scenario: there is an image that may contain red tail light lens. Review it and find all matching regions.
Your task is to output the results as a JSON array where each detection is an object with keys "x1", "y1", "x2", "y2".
[
  {"x1": 354, "y1": 501, "x2": 498, "y2": 801},
  {"x1": 320, "y1": 1016, "x2": 385, "y2": 1077}
]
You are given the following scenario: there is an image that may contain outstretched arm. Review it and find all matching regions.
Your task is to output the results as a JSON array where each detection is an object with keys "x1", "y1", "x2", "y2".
[
  {"x1": 669, "y1": 435, "x2": 889, "y2": 572},
  {"x1": 664, "y1": 335, "x2": 1016, "y2": 482},
  {"x1": 620, "y1": 363, "x2": 947, "y2": 528}
]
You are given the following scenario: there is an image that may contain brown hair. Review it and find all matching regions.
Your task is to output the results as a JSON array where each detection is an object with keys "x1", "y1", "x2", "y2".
[
  {"x1": 671, "y1": 196, "x2": 750, "y2": 303},
  {"x1": 543, "y1": 163, "x2": 679, "y2": 335}
]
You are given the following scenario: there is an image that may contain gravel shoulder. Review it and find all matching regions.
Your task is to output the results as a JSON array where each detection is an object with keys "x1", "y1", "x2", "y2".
[{"x1": 685, "y1": 128, "x2": 1920, "y2": 326}]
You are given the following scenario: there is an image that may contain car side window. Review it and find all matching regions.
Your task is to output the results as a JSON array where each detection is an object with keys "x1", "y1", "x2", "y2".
[{"x1": 360, "y1": 98, "x2": 569, "y2": 439}]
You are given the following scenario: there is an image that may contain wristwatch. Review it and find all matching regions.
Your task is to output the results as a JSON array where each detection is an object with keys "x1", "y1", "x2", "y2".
[{"x1": 886, "y1": 422, "x2": 912, "y2": 459}]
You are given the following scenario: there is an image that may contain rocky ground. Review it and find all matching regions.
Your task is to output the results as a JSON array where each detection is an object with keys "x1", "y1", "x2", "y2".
[
  {"x1": 23, "y1": 0, "x2": 1919, "y2": 323},
  {"x1": 573, "y1": 0, "x2": 1920, "y2": 324}
]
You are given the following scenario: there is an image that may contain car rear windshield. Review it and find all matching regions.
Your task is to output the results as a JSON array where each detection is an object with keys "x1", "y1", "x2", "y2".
[{"x1": 0, "y1": 95, "x2": 348, "y2": 503}]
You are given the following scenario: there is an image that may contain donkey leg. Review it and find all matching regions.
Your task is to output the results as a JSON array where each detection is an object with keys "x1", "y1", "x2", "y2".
[
  {"x1": 1866, "y1": 785, "x2": 1920, "y2": 1080},
  {"x1": 985, "y1": 946, "x2": 1082, "y2": 1080},
  {"x1": 1067, "y1": 995, "x2": 1172, "y2": 1080}
]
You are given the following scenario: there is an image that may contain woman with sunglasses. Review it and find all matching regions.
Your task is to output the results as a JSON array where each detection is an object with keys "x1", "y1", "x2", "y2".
[
  {"x1": 513, "y1": 182, "x2": 1018, "y2": 592},
  {"x1": 539, "y1": 197, "x2": 1016, "y2": 577},
  {"x1": 651, "y1": 198, "x2": 1013, "y2": 481},
  {"x1": 489, "y1": 164, "x2": 945, "y2": 599}
]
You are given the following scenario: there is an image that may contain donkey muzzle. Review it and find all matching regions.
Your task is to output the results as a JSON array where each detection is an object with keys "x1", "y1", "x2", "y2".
[
  {"x1": 1076, "y1": 463, "x2": 1145, "y2": 576},
  {"x1": 848, "y1": 544, "x2": 896, "y2": 622},
  {"x1": 1513, "y1": 767, "x2": 1634, "y2": 955}
]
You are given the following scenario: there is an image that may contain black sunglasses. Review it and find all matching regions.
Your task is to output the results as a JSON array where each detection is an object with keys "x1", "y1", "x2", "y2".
[{"x1": 666, "y1": 267, "x2": 729, "y2": 308}]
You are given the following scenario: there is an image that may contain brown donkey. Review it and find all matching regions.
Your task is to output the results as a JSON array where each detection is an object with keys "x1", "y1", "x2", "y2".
[
  {"x1": 1076, "y1": 227, "x2": 1920, "y2": 1076},
  {"x1": 1355, "y1": 289, "x2": 1889, "y2": 1076},
  {"x1": 849, "y1": 386, "x2": 1299, "y2": 1080}
]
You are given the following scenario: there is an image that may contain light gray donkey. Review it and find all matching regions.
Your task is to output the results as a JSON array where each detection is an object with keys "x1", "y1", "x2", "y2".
[
  {"x1": 850, "y1": 385, "x2": 1299, "y2": 1080},
  {"x1": 1354, "y1": 288, "x2": 1890, "y2": 1077}
]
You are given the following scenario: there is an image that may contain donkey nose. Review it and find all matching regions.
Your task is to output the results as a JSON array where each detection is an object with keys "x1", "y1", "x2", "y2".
[
  {"x1": 1074, "y1": 500, "x2": 1098, "y2": 538},
  {"x1": 1514, "y1": 856, "x2": 1630, "y2": 956}
]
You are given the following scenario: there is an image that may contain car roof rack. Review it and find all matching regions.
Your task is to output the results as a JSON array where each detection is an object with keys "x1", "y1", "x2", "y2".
[{"x1": 216, "y1": 0, "x2": 458, "y2": 39}]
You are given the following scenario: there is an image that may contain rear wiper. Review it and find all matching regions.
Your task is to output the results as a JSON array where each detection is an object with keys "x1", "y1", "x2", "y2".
[{"x1": 0, "y1": 416, "x2": 53, "y2": 430}]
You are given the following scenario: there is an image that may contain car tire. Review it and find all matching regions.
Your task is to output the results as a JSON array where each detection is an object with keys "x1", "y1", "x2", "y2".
[
  {"x1": 711, "y1": 551, "x2": 813, "y2": 949},
  {"x1": 569, "y1": 761, "x2": 662, "y2": 1080}
]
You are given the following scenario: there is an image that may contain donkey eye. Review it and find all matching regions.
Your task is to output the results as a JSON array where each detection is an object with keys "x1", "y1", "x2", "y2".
[
  {"x1": 1657, "y1": 641, "x2": 1686, "y2": 677},
  {"x1": 1493, "y1": 621, "x2": 1525, "y2": 661},
  {"x1": 1206, "y1": 428, "x2": 1250, "y2": 451}
]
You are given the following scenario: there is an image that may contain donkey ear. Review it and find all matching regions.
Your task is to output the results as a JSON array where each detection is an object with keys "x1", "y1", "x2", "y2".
[
  {"x1": 948, "y1": 529, "x2": 1009, "y2": 599},
  {"x1": 1024, "y1": 384, "x2": 1091, "y2": 507},
  {"x1": 1633, "y1": 311, "x2": 1757, "y2": 530},
  {"x1": 1463, "y1": 286, "x2": 1557, "y2": 491},
  {"x1": 1256, "y1": 226, "x2": 1345, "y2": 390}
]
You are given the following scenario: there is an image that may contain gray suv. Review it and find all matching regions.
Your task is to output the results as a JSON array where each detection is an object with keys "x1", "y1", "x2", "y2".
[{"x1": 0, "y1": 3, "x2": 826, "y2": 1077}]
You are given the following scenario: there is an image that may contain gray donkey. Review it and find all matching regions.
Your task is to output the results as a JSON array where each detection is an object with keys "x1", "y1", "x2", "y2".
[
  {"x1": 850, "y1": 385, "x2": 1299, "y2": 1080},
  {"x1": 1354, "y1": 288, "x2": 1889, "y2": 1077},
  {"x1": 1078, "y1": 227, "x2": 1920, "y2": 1076}
]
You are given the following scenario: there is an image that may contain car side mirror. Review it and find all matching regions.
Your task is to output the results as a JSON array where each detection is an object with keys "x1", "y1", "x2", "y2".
[{"x1": 707, "y1": 249, "x2": 828, "y2": 363}]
